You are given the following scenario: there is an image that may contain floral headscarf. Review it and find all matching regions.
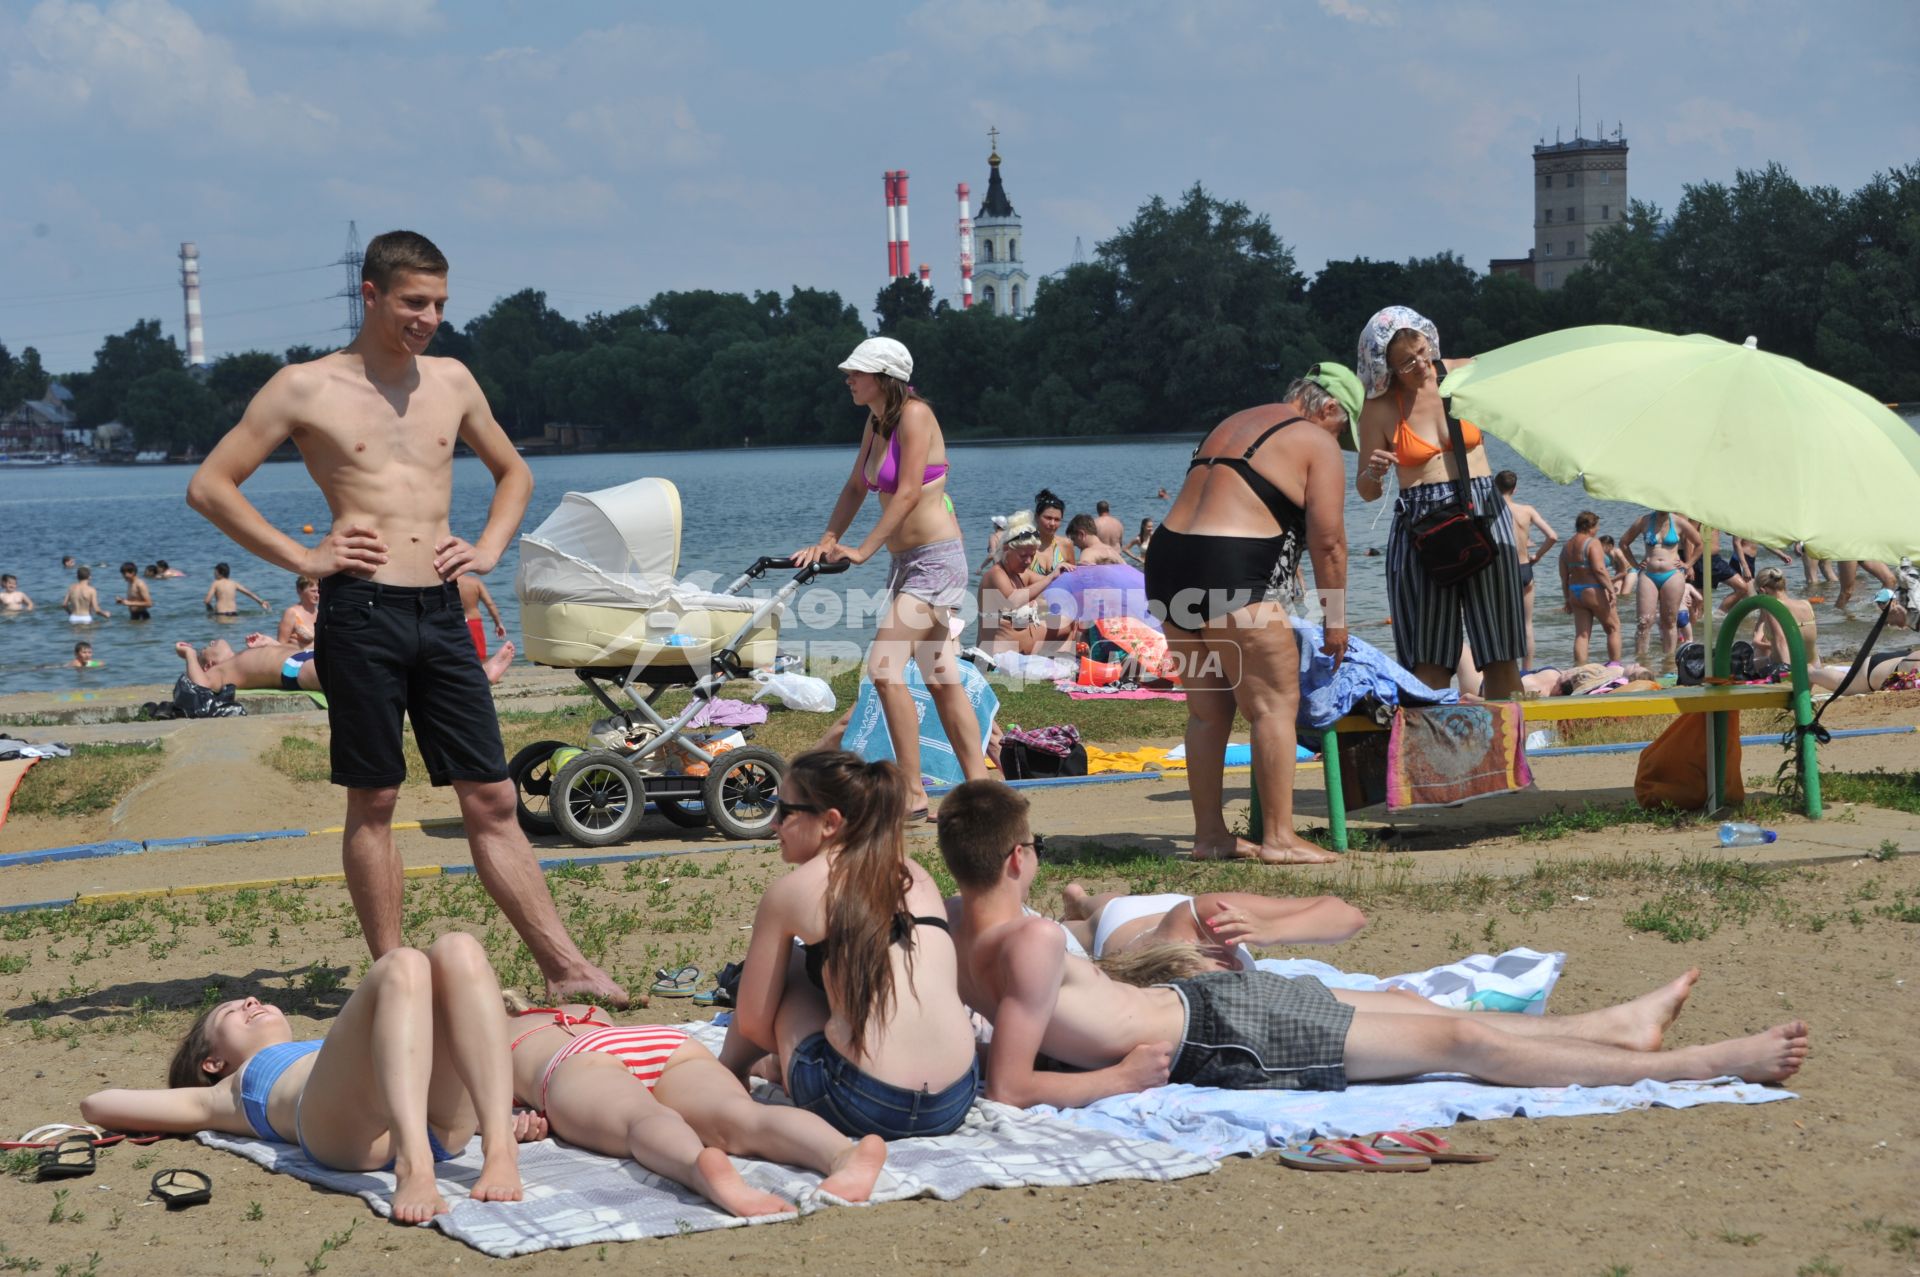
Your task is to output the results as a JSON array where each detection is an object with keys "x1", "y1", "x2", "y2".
[{"x1": 1356, "y1": 305, "x2": 1442, "y2": 399}]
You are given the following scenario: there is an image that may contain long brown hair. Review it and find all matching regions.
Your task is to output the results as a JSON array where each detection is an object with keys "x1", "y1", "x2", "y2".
[
  {"x1": 868, "y1": 376, "x2": 925, "y2": 439},
  {"x1": 789, "y1": 749, "x2": 912, "y2": 1058},
  {"x1": 168, "y1": 1005, "x2": 225, "y2": 1089}
]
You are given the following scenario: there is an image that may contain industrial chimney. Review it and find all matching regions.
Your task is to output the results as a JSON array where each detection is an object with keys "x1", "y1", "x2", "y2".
[
  {"x1": 955, "y1": 183, "x2": 975, "y2": 309},
  {"x1": 178, "y1": 242, "x2": 206, "y2": 367}
]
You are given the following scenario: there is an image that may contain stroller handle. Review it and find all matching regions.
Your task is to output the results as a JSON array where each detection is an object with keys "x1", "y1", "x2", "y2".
[{"x1": 747, "y1": 556, "x2": 852, "y2": 581}]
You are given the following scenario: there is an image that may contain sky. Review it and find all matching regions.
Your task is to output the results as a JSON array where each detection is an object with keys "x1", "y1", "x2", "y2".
[{"x1": 2, "y1": 0, "x2": 1915, "y2": 376}]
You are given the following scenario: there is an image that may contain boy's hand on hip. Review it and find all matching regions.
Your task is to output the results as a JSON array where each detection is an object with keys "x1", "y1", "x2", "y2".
[
  {"x1": 1120, "y1": 1041, "x2": 1174, "y2": 1091},
  {"x1": 435, "y1": 536, "x2": 493, "y2": 580},
  {"x1": 303, "y1": 525, "x2": 387, "y2": 579}
]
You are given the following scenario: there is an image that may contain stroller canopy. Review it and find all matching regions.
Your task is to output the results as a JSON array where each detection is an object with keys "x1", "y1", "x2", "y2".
[{"x1": 517, "y1": 477, "x2": 689, "y2": 609}]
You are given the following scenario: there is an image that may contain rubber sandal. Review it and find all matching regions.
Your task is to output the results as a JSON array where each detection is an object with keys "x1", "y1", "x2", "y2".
[
  {"x1": 149, "y1": 1168, "x2": 212, "y2": 1209},
  {"x1": 1274, "y1": 1139, "x2": 1430, "y2": 1172},
  {"x1": 37, "y1": 1137, "x2": 96, "y2": 1180},
  {"x1": 1360, "y1": 1130, "x2": 1498, "y2": 1164},
  {"x1": 650, "y1": 965, "x2": 701, "y2": 998}
]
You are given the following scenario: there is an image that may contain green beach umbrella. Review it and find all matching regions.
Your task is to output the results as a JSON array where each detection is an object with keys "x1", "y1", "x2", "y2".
[{"x1": 1439, "y1": 325, "x2": 1920, "y2": 563}]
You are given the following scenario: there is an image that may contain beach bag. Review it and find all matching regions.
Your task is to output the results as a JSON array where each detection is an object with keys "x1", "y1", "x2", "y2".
[
  {"x1": 170, "y1": 676, "x2": 246, "y2": 719},
  {"x1": 1407, "y1": 373, "x2": 1499, "y2": 587},
  {"x1": 1000, "y1": 724, "x2": 1088, "y2": 780},
  {"x1": 1634, "y1": 712, "x2": 1743, "y2": 810}
]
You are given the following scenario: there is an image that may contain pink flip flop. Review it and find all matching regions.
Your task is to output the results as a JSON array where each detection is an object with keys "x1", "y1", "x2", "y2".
[
  {"x1": 1275, "y1": 1138, "x2": 1430, "y2": 1173},
  {"x1": 1358, "y1": 1130, "x2": 1498, "y2": 1164}
]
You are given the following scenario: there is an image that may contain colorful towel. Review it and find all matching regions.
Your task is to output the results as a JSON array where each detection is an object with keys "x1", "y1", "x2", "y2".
[
  {"x1": 1056, "y1": 683, "x2": 1186, "y2": 701},
  {"x1": 0, "y1": 757, "x2": 37, "y2": 831},
  {"x1": 1385, "y1": 702, "x2": 1532, "y2": 812},
  {"x1": 843, "y1": 659, "x2": 998, "y2": 785},
  {"x1": 1083, "y1": 746, "x2": 1180, "y2": 774},
  {"x1": 1038, "y1": 948, "x2": 1794, "y2": 1160},
  {"x1": 686, "y1": 698, "x2": 769, "y2": 728},
  {"x1": 197, "y1": 1072, "x2": 1214, "y2": 1256}
]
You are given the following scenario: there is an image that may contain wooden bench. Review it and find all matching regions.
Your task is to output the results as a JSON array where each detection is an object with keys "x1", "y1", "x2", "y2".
[{"x1": 1253, "y1": 597, "x2": 1824, "y2": 852}]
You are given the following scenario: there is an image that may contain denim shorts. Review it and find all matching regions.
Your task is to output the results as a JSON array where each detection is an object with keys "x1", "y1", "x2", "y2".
[{"x1": 785, "y1": 1032, "x2": 979, "y2": 1141}]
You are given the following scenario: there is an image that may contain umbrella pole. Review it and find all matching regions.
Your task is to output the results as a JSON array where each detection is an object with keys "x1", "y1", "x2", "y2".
[{"x1": 1700, "y1": 526, "x2": 1720, "y2": 812}]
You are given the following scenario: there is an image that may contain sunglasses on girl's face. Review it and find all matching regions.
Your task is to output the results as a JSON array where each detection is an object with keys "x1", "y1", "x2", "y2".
[{"x1": 772, "y1": 799, "x2": 820, "y2": 825}]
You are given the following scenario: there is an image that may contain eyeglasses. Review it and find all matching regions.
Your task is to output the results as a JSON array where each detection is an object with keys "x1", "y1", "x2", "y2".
[
  {"x1": 771, "y1": 799, "x2": 820, "y2": 825},
  {"x1": 1393, "y1": 351, "x2": 1434, "y2": 377},
  {"x1": 1013, "y1": 833, "x2": 1048, "y2": 858}
]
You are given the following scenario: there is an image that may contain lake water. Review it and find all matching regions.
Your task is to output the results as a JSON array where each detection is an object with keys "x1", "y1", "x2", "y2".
[{"x1": 2, "y1": 429, "x2": 1913, "y2": 695}]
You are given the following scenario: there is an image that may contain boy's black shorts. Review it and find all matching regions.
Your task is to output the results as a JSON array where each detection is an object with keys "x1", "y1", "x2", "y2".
[{"x1": 313, "y1": 575, "x2": 508, "y2": 789}]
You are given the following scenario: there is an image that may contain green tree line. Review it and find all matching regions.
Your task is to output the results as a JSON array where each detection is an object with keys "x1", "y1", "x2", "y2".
[{"x1": 18, "y1": 159, "x2": 1917, "y2": 454}]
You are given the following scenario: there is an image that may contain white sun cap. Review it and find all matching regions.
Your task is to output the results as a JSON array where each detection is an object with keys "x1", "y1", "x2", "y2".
[{"x1": 838, "y1": 336, "x2": 913, "y2": 382}]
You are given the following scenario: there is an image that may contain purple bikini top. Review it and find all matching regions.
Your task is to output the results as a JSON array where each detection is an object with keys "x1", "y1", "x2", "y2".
[{"x1": 867, "y1": 429, "x2": 949, "y2": 494}]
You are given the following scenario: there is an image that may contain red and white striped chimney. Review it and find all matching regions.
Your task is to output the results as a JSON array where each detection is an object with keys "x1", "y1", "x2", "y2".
[
  {"x1": 955, "y1": 183, "x2": 975, "y2": 309},
  {"x1": 179, "y1": 242, "x2": 206, "y2": 366},
  {"x1": 890, "y1": 170, "x2": 906, "y2": 278},
  {"x1": 894, "y1": 171, "x2": 910, "y2": 279},
  {"x1": 918, "y1": 263, "x2": 931, "y2": 288}
]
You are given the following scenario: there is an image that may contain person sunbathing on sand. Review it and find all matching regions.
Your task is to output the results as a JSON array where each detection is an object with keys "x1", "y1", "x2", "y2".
[
  {"x1": 503, "y1": 993, "x2": 886, "y2": 1217},
  {"x1": 177, "y1": 633, "x2": 516, "y2": 693},
  {"x1": 81, "y1": 934, "x2": 525, "y2": 1224},
  {"x1": 1057, "y1": 884, "x2": 1366, "y2": 971},
  {"x1": 938, "y1": 780, "x2": 1811, "y2": 1108}
]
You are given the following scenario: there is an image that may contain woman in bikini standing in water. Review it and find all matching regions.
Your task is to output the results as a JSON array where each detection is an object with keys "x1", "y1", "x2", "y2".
[
  {"x1": 1620, "y1": 509, "x2": 1702, "y2": 666},
  {"x1": 794, "y1": 338, "x2": 987, "y2": 818},
  {"x1": 1560, "y1": 511, "x2": 1622, "y2": 664},
  {"x1": 1354, "y1": 306, "x2": 1527, "y2": 700},
  {"x1": 1143, "y1": 363, "x2": 1360, "y2": 864},
  {"x1": 727, "y1": 750, "x2": 981, "y2": 1140}
]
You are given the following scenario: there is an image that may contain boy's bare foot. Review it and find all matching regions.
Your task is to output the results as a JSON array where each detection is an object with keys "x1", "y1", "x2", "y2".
[
  {"x1": 1612, "y1": 969, "x2": 1699, "y2": 1051},
  {"x1": 470, "y1": 1150, "x2": 524, "y2": 1203},
  {"x1": 1702, "y1": 1021, "x2": 1811, "y2": 1084},
  {"x1": 546, "y1": 966, "x2": 631, "y2": 1010},
  {"x1": 692, "y1": 1147, "x2": 796, "y2": 1218},
  {"x1": 818, "y1": 1135, "x2": 887, "y2": 1204},
  {"x1": 390, "y1": 1168, "x2": 450, "y2": 1224},
  {"x1": 1193, "y1": 836, "x2": 1339, "y2": 865},
  {"x1": 1061, "y1": 882, "x2": 1092, "y2": 920},
  {"x1": 483, "y1": 639, "x2": 516, "y2": 685}
]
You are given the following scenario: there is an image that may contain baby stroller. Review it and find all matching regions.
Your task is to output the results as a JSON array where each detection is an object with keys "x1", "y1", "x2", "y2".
[{"x1": 510, "y1": 477, "x2": 846, "y2": 847}]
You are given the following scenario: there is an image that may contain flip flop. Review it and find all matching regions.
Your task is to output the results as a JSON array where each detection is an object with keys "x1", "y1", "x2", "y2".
[
  {"x1": 650, "y1": 965, "x2": 701, "y2": 998},
  {"x1": 150, "y1": 1168, "x2": 213, "y2": 1209},
  {"x1": 1274, "y1": 1139, "x2": 1430, "y2": 1172},
  {"x1": 37, "y1": 1137, "x2": 96, "y2": 1180},
  {"x1": 1357, "y1": 1130, "x2": 1498, "y2": 1164}
]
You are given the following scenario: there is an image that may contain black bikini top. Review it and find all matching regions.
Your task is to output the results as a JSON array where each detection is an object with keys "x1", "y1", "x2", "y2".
[
  {"x1": 802, "y1": 912, "x2": 951, "y2": 990},
  {"x1": 1188, "y1": 416, "x2": 1309, "y2": 535}
]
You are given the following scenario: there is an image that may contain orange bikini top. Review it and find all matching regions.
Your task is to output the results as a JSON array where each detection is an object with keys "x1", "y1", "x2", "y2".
[{"x1": 1392, "y1": 392, "x2": 1481, "y2": 466}]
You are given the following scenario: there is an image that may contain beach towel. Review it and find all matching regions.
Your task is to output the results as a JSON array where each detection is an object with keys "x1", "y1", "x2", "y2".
[
  {"x1": 686, "y1": 698, "x2": 769, "y2": 729},
  {"x1": 0, "y1": 757, "x2": 36, "y2": 832},
  {"x1": 1038, "y1": 949, "x2": 1794, "y2": 1160},
  {"x1": 197, "y1": 1082, "x2": 1214, "y2": 1257},
  {"x1": 842, "y1": 659, "x2": 998, "y2": 785},
  {"x1": 1385, "y1": 701, "x2": 1532, "y2": 812},
  {"x1": 1293, "y1": 618, "x2": 1457, "y2": 729},
  {"x1": 1057, "y1": 683, "x2": 1186, "y2": 701}
]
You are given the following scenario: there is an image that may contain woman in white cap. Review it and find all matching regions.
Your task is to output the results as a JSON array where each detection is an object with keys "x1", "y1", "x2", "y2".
[
  {"x1": 1353, "y1": 306, "x2": 1525, "y2": 700},
  {"x1": 794, "y1": 337, "x2": 986, "y2": 818}
]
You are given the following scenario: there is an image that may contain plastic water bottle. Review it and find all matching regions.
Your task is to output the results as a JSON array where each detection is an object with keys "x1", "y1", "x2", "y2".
[{"x1": 1718, "y1": 822, "x2": 1777, "y2": 847}]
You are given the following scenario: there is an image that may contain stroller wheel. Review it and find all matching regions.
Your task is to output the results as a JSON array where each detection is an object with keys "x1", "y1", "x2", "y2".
[
  {"x1": 701, "y1": 746, "x2": 787, "y2": 841},
  {"x1": 651, "y1": 796, "x2": 710, "y2": 829},
  {"x1": 552, "y1": 751, "x2": 647, "y2": 848},
  {"x1": 508, "y1": 740, "x2": 572, "y2": 836}
]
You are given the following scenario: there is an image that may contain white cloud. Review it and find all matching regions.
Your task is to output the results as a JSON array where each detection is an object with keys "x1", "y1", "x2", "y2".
[
  {"x1": 462, "y1": 176, "x2": 624, "y2": 228},
  {"x1": 6, "y1": 0, "x2": 335, "y2": 150},
  {"x1": 483, "y1": 107, "x2": 563, "y2": 172},
  {"x1": 908, "y1": 0, "x2": 1113, "y2": 75},
  {"x1": 1317, "y1": 0, "x2": 1394, "y2": 26},
  {"x1": 250, "y1": 0, "x2": 442, "y2": 34},
  {"x1": 563, "y1": 98, "x2": 719, "y2": 170}
]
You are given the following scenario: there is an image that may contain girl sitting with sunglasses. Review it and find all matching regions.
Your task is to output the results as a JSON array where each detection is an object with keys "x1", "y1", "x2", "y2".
[{"x1": 726, "y1": 750, "x2": 980, "y2": 1140}]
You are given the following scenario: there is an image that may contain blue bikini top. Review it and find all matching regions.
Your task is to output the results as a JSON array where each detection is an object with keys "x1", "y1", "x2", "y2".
[{"x1": 238, "y1": 1040, "x2": 321, "y2": 1141}]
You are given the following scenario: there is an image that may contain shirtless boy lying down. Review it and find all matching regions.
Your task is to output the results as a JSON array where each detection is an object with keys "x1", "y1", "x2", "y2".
[
  {"x1": 935, "y1": 779, "x2": 1809, "y2": 1108},
  {"x1": 178, "y1": 634, "x2": 514, "y2": 694}
]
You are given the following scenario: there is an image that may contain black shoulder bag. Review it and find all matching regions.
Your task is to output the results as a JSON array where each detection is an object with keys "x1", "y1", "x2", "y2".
[{"x1": 1406, "y1": 376, "x2": 1499, "y2": 586}]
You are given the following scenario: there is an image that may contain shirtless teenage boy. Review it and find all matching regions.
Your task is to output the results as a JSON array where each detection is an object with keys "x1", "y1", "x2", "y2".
[
  {"x1": 1065, "y1": 514, "x2": 1124, "y2": 566},
  {"x1": 117, "y1": 561, "x2": 154, "y2": 620},
  {"x1": 187, "y1": 229, "x2": 625, "y2": 1006},
  {"x1": 204, "y1": 562, "x2": 270, "y2": 616},
  {"x1": 936, "y1": 779, "x2": 1809, "y2": 1107},
  {"x1": 61, "y1": 567, "x2": 108, "y2": 624},
  {"x1": 0, "y1": 574, "x2": 33, "y2": 611},
  {"x1": 1494, "y1": 471, "x2": 1557, "y2": 669},
  {"x1": 178, "y1": 633, "x2": 516, "y2": 696}
]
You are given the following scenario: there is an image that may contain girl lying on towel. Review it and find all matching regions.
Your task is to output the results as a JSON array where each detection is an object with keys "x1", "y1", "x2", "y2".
[
  {"x1": 503, "y1": 994, "x2": 886, "y2": 1216},
  {"x1": 82, "y1": 933, "x2": 525, "y2": 1223},
  {"x1": 725, "y1": 751, "x2": 982, "y2": 1141},
  {"x1": 1058, "y1": 886, "x2": 1367, "y2": 974}
]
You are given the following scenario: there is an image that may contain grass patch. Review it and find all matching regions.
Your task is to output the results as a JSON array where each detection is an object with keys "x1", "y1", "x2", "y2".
[
  {"x1": 1819, "y1": 770, "x2": 1920, "y2": 815},
  {"x1": 9, "y1": 743, "x2": 164, "y2": 818}
]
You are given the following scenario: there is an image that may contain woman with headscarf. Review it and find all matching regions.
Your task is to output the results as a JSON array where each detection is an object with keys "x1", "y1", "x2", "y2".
[{"x1": 1353, "y1": 307, "x2": 1526, "y2": 700}]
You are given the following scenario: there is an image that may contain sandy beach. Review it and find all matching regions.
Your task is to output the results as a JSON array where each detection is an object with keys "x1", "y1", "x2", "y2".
[{"x1": 2, "y1": 670, "x2": 1917, "y2": 1276}]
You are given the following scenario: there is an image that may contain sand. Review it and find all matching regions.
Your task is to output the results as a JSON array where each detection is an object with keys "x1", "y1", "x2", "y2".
[{"x1": 1, "y1": 679, "x2": 1917, "y2": 1275}]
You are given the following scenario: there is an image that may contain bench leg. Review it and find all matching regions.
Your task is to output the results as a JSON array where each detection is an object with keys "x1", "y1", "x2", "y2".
[
  {"x1": 1322, "y1": 727, "x2": 1347, "y2": 853},
  {"x1": 1794, "y1": 685, "x2": 1822, "y2": 820},
  {"x1": 1247, "y1": 770, "x2": 1263, "y2": 845}
]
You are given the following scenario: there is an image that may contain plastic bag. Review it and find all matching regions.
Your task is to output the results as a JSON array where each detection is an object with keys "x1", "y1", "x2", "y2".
[{"x1": 751, "y1": 669, "x2": 837, "y2": 714}]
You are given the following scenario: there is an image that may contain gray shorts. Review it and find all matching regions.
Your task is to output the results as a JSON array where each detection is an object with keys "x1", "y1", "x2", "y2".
[
  {"x1": 885, "y1": 536, "x2": 970, "y2": 611},
  {"x1": 1167, "y1": 969, "x2": 1354, "y2": 1091}
]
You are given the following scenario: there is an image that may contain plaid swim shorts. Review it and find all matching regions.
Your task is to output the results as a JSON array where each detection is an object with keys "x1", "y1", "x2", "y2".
[{"x1": 1166, "y1": 969, "x2": 1354, "y2": 1091}]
